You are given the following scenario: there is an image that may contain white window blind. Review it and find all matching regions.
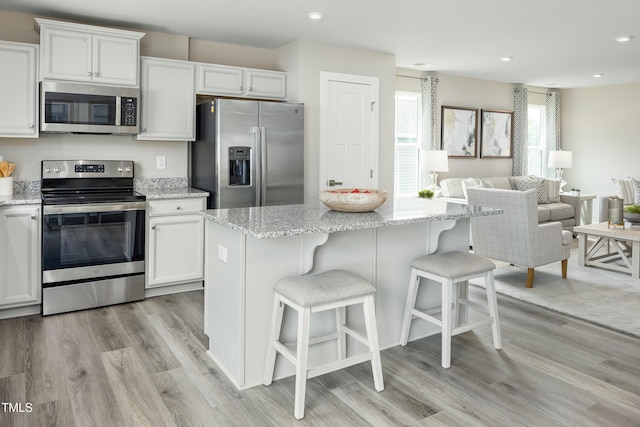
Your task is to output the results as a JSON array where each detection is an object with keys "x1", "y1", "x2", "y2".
[{"x1": 394, "y1": 92, "x2": 421, "y2": 195}]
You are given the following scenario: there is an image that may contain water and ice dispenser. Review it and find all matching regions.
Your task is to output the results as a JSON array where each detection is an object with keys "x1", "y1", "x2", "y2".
[{"x1": 229, "y1": 146, "x2": 251, "y2": 186}]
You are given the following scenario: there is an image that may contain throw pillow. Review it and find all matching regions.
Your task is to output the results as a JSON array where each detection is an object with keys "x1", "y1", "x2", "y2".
[
  {"x1": 461, "y1": 177, "x2": 479, "y2": 199},
  {"x1": 440, "y1": 178, "x2": 464, "y2": 199},
  {"x1": 480, "y1": 178, "x2": 495, "y2": 188},
  {"x1": 509, "y1": 176, "x2": 531, "y2": 190},
  {"x1": 545, "y1": 179, "x2": 561, "y2": 203},
  {"x1": 632, "y1": 178, "x2": 640, "y2": 204},
  {"x1": 612, "y1": 177, "x2": 634, "y2": 203},
  {"x1": 514, "y1": 178, "x2": 549, "y2": 204}
]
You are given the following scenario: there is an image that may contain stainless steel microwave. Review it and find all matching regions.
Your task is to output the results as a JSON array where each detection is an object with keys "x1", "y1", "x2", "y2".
[{"x1": 40, "y1": 81, "x2": 140, "y2": 135}]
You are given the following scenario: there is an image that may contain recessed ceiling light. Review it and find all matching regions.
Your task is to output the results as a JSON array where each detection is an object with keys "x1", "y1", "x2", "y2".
[
  {"x1": 593, "y1": 73, "x2": 604, "y2": 78},
  {"x1": 500, "y1": 56, "x2": 513, "y2": 62},
  {"x1": 307, "y1": 11, "x2": 323, "y2": 20},
  {"x1": 615, "y1": 35, "x2": 633, "y2": 43}
]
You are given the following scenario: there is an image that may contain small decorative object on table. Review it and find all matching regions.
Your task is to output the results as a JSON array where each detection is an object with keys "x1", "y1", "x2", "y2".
[
  {"x1": 418, "y1": 189, "x2": 434, "y2": 199},
  {"x1": 570, "y1": 188, "x2": 581, "y2": 196},
  {"x1": 623, "y1": 204, "x2": 640, "y2": 224},
  {"x1": 320, "y1": 188, "x2": 387, "y2": 212},
  {"x1": 608, "y1": 197, "x2": 624, "y2": 228}
]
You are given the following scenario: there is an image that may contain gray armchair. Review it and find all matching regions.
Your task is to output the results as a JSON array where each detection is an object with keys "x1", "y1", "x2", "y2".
[{"x1": 467, "y1": 187, "x2": 572, "y2": 288}]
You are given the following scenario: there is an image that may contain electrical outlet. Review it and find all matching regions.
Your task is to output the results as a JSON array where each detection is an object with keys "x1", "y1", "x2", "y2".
[{"x1": 156, "y1": 156, "x2": 166, "y2": 169}]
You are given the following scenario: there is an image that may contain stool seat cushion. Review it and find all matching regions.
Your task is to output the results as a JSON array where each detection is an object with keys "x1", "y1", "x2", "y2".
[
  {"x1": 410, "y1": 251, "x2": 495, "y2": 279},
  {"x1": 274, "y1": 270, "x2": 375, "y2": 307}
]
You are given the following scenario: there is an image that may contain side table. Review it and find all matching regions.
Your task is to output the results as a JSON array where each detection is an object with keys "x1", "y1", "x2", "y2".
[{"x1": 563, "y1": 193, "x2": 596, "y2": 225}]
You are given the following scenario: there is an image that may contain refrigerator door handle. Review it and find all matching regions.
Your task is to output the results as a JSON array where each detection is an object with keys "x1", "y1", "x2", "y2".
[
  {"x1": 252, "y1": 126, "x2": 261, "y2": 207},
  {"x1": 260, "y1": 126, "x2": 267, "y2": 206}
]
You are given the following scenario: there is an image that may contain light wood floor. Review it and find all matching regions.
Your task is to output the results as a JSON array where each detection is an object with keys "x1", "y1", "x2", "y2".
[{"x1": 1, "y1": 287, "x2": 640, "y2": 427}]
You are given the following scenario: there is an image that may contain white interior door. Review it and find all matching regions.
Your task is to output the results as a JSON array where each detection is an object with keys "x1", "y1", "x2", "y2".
[{"x1": 320, "y1": 72, "x2": 379, "y2": 190}]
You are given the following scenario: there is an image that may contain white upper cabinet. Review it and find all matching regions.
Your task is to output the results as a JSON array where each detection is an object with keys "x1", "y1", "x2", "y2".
[
  {"x1": 137, "y1": 57, "x2": 196, "y2": 141},
  {"x1": 245, "y1": 69, "x2": 287, "y2": 99},
  {"x1": 197, "y1": 64, "x2": 244, "y2": 96},
  {"x1": 197, "y1": 63, "x2": 287, "y2": 100},
  {"x1": 0, "y1": 41, "x2": 38, "y2": 138},
  {"x1": 36, "y1": 18, "x2": 144, "y2": 87}
]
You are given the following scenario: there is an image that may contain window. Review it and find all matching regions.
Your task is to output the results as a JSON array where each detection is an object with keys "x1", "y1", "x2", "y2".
[
  {"x1": 394, "y1": 92, "x2": 421, "y2": 196},
  {"x1": 527, "y1": 104, "x2": 547, "y2": 176}
]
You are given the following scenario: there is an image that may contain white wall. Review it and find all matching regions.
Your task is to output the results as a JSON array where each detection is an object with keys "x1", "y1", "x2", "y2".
[
  {"x1": 561, "y1": 82, "x2": 640, "y2": 217},
  {"x1": 277, "y1": 40, "x2": 396, "y2": 203},
  {"x1": 0, "y1": 135, "x2": 188, "y2": 181}
]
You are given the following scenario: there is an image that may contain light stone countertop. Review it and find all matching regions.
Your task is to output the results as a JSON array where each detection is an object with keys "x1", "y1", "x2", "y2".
[
  {"x1": 0, "y1": 192, "x2": 41, "y2": 206},
  {"x1": 138, "y1": 187, "x2": 209, "y2": 200},
  {"x1": 201, "y1": 199, "x2": 502, "y2": 239}
]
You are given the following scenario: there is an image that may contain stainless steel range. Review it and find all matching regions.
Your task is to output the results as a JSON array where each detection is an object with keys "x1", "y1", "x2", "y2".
[{"x1": 41, "y1": 160, "x2": 146, "y2": 316}]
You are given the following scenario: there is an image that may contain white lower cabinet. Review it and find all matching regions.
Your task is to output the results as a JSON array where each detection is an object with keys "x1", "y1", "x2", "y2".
[
  {"x1": 0, "y1": 205, "x2": 41, "y2": 316},
  {"x1": 146, "y1": 198, "x2": 205, "y2": 295}
]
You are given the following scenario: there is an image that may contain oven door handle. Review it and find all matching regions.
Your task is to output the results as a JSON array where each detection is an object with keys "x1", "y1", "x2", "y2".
[{"x1": 43, "y1": 201, "x2": 146, "y2": 215}]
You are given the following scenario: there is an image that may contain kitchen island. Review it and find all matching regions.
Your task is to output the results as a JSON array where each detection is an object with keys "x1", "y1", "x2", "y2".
[{"x1": 201, "y1": 200, "x2": 501, "y2": 390}]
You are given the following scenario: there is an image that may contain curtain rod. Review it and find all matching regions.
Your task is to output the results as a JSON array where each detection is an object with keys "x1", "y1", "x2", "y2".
[{"x1": 396, "y1": 74, "x2": 556, "y2": 93}]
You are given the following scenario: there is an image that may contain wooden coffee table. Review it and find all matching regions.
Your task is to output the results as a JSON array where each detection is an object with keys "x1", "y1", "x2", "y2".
[{"x1": 574, "y1": 222, "x2": 640, "y2": 278}]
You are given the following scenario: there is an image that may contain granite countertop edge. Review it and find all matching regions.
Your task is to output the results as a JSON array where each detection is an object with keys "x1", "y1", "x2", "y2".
[
  {"x1": 201, "y1": 204, "x2": 503, "y2": 239},
  {"x1": 139, "y1": 187, "x2": 209, "y2": 200}
]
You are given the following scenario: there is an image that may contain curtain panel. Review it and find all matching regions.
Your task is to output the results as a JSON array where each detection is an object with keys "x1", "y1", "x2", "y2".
[
  {"x1": 421, "y1": 75, "x2": 438, "y2": 188},
  {"x1": 512, "y1": 87, "x2": 529, "y2": 176},
  {"x1": 545, "y1": 90, "x2": 561, "y2": 178}
]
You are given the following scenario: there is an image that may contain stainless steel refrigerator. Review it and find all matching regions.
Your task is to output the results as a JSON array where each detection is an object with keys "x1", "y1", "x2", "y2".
[{"x1": 191, "y1": 99, "x2": 304, "y2": 209}]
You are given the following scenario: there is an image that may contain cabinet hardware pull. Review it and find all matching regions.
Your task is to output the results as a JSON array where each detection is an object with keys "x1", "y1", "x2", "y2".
[
  {"x1": 176, "y1": 206, "x2": 181, "y2": 210},
  {"x1": 30, "y1": 214, "x2": 37, "y2": 219},
  {"x1": 151, "y1": 225, "x2": 156, "y2": 230}
]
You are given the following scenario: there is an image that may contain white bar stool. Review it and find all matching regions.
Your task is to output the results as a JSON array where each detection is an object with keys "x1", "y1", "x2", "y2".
[
  {"x1": 264, "y1": 269, "x2": 384, "y2": 419},
  {"x1": 399, "y1": 251, "x2": 502, "y2": 369}
]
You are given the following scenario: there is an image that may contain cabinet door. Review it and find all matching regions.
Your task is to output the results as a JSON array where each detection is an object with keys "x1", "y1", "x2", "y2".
[
  {"x1": 92, "y1": 34, "x2": 139, "y2": 86},
  {"x1": 137, "y1": 57, "x2": 196, "y2": 141},
  {"x1": 0, "y1": 42, "x2": 38, "y2": 138},
  {"x1": 40, "y1": 27, "x2": 93, "y2": 82},
  {"x1": 245, "y1": 69, "x2": 287, "y2": 99},
  {"x1": 147, "y1": 214, "x2": 204, "y2": 287},
  {"x1": 196, "y1": 64, "x2": 244, "y2": 96},
  {"x1": 0, "y1": 206, "x2": 41, "y2": 308}
]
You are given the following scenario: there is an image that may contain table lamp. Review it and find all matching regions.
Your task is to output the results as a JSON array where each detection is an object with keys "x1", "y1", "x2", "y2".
[
  {"x1": 548, "y1": 150, "x2": 573, "y2": 193},
  {"x1": 422, "y1": 150, "x2": 449, "y2": 191}
]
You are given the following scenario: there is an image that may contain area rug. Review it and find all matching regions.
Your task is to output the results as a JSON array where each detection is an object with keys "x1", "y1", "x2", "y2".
[{"x1": 469, "y1": 244, "x2": 640, "y2": 338}]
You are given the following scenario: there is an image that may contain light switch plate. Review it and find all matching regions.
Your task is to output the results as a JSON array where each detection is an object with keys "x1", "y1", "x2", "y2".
[
  {"x1": 217, "y1": 245, "x2": 227, "y2": 263},
  {"x1": 156, "y1": 156, "x2": 166, "y2": 169}
]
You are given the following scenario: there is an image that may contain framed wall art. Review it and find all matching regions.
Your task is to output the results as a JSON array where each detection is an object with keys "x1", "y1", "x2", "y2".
[
  {"x1": 440, "y1": 106, "x2": 477, "y2": 158},
  {"x1": 480, "y1": 109, "x2": 513, "y2": 158}
]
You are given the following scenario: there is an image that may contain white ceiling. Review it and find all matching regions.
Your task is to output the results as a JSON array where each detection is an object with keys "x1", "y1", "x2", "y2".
[{"x1": 2, "y1": 0, "x2": 639, "y2": 88}]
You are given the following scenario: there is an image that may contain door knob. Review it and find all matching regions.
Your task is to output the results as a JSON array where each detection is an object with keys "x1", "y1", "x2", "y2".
[{"x1": 328, "y1": 179, "x2": 343, "y2": 187}]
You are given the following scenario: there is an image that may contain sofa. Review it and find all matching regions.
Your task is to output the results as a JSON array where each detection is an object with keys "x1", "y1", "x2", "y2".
[{"x1": 438, "y1": 176, "x2": 582, "y2": 231}]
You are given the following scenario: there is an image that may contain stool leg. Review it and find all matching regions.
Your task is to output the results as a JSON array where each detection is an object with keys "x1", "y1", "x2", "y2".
[
  {"x1": 400, "y1": 268, "x2": 420, "y2": 346},
  {"x1": 441, "y1": 279, "x2": 453, "y2": 369},
  {"x1": 294, "y1": 306, "x2": 311, "y2": 420},
  {"x1": 363, "y1": 295, "x2": 384, "y2": 392},
  {"x1": 336, "y1": 306, "x2": 346, "y2": 360},
  {"x1": 484, "y1": 270, "x2": 502, "y2": 349},
  {"x1": 264, "y1": 293, "x2": 285, "y2": 386}
]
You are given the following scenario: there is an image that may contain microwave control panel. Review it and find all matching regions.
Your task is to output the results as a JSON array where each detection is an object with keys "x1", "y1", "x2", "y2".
[{"x1": 121, "y1": 97, "x2": 138, "y2": 126}]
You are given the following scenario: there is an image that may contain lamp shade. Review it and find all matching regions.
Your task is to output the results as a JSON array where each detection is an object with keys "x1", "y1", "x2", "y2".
[
  {"x1": 422, "y1": 150, "x2": 449, "y2": 172},
  {"x1": 548, "y1": 150, "x2": 573, "y2": 169}
]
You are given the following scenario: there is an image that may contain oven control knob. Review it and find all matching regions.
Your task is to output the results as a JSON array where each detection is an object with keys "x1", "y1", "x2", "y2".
[
  {"x1": 118, "y1": 167, "x2": 124, "y2": 173},
  {"x1": 53, "y1": 166, "x2": 60, "y2": 173},
  {"x1": 44, "y1": 167, "x2": 51, "y2": 173},
  {"x1": 125, "y1": 167, "x2": 132, "y2": 173}
]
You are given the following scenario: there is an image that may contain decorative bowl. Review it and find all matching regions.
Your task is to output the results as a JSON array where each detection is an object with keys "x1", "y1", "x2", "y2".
[
  {"x1": 623, "y1": 212, "x2": 640, "y2": 223},
  {"x1": 319, "y1": 188, "x2": 387, "y2": 212}
]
